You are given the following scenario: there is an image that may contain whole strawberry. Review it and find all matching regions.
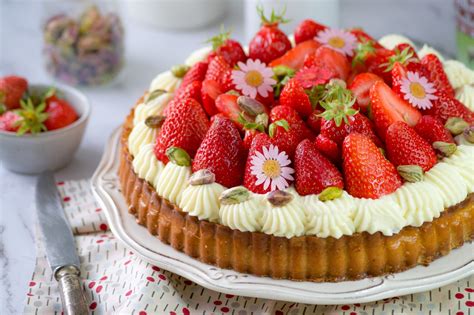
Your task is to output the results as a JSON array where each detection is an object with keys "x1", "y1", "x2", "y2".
[
  {"x1": 314, "y1": 134, "x2": 340, "y2": 164},
  {"x1": 294, "y1": 139, "x2": 343, "y2": 196},
  {"x1": 0, "y1": 111, "x2": 21, "y2": 132},
  {"x1": 414, "y1": 115, "x2": 454, "y2": 144},
  {"x1": 207, "y1": 29, "x2": 246, "y2": 67},
  {"x1": 193, "y1": 116, "x2": 246, "y2": 187},
  {"x1": 385, "y1": 121, "x2": 437, "y2": 172},
  {"x1": 154, "y1": 98, "x2": 209, "y2": 163},
  {"x1": 176, "y1": 61, "x2": 208, "y2": 92},
  {"x1": 174, "y1": 80, "x2": 202, "y2": 104},
  {"x1": 44, "y1": 95, "x2": 78, "y2": 131},
  {"x1": 205, "y1": 55, "x2": 233, "y2": 92},
  {"x1": 305, "y1": 46, "x2": 350, "y2": 81},
  {"x1": 279, "y1": 78, "x2": 314, "y2": 117},
  {"x1": 294, "y1": 19, "x2": 327, "y2": 44},
  {"x1": 248, "y1": 6, "x2": 291, "y2": 64},
  {"x1": 342, "y1": 133, "x2": 402, "y2": 199},
  {"x1": 0, "y1": 76, "x2": 28, "y2": 110},
  {"x1": 349, "y1": 28, "x2": 383, "y2": 49},
  {"x1": 424, "y1": 91, "x2": 474, "y2": 124},
  {"x1": 243, "y1": 133, "x2": 295, "y2": 194}
]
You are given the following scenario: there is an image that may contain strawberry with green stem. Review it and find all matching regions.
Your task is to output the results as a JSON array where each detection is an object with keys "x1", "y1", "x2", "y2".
[
  {"x1": 206, "y1": 26, "x2": 247, "y2": 67},
  {"x1": 249, "y1": 6, "x2": 292, "y2": 64}
]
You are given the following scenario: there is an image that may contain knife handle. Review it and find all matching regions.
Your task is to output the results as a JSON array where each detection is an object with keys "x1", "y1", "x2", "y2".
[{"x1": 55, "y1": 265, "x2": 89, "y2": 315}]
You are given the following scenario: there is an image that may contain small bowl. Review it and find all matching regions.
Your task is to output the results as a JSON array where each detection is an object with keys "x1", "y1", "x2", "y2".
[{"x1": 0, "y1": 83, "x2": 90, "y2": 174}]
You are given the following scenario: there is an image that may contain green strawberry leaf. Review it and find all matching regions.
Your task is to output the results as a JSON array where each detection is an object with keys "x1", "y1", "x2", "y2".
[
  {"x1": 381, "y1": 46, "x2": 416, "y2": 72},
  {"x1": 206, "y1": 25, "x2": 232, "y2": 50},
  {"x1": 318, "y1": 82, "x2": 358, "y2": 127},
  {"x1": 268, "y1": 119, "x2": 290, "y2": 138},
  {"x1": 352, "y1": 39, "x2": 376, "y2": 68}
]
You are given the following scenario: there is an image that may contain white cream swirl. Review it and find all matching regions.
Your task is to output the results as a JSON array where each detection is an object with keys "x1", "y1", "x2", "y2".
[
  {"x1": 185, "y1": 46, "x2": 212, "y2": 66},
  {"x1": 132, "y1": 144, "x2": 164, "y2": 188},
  {"x1": 390, "y1": 181, "x2": 443, "y2": 227},
  {"x1": 444, "y1": 60, "x2": 474, "y2": 89},
  {"x1": 156, "y1": 163, "x2": 191, "y2": 205},
  {"x1": 378, "y1": 34, "x2": 416, "y2": 50},
  {"x1": 260, "y1": 195, "x2": 308, "y2": 238},
  {"x1": 303, "y1": 193, "x2": 356, "y2": 238},
  {"x1": 128, "y1": 121, "x2": 158, "y2": 157},
  {"x1": 353, "y1": 197, "x2": 406, "y2": 236},
  {"x1": 180, "y1": 183, "x2": 225, "y2": 222},
  {"x1": 219, "y1": 194, "x2": 266, "y2": 232},
  {"x1": 442, "y1": 145, "x2": 474, "y2": 193},
  {"x1": 417, "y1": 44, "x2": 444, "y2": 62},
  {"x1": 424, "y1": 162, "x2": 468, "y2": 207},
  {"x1": 455, "y1": 84, "x2": 474, "y2": 111},
  {"x1": 133, "y1": 92, "x2": 173, "y2": 126},
  {"x1": 149, "y1": 71, "x2": 182, "y2": 93}
]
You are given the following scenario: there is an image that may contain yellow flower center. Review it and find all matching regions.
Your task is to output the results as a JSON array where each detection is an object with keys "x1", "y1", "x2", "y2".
[
  {"x1": 328, "y1": 36, "x2": 345, "y2": 49},
  {"x1": 409, "y1": 82, "x2": 426, "y2": 99},
  {"x1": 245, "y1": 70, "x2": 264, "y2": 87},
  {"x1": 262, "y1": 159, "x2": 281, "y2": 179}
]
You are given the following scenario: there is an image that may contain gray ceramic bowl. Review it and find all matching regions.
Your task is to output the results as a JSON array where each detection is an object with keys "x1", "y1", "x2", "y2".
[{"x1": 0, "y1": 83, "x2": 90, "y2": 174}]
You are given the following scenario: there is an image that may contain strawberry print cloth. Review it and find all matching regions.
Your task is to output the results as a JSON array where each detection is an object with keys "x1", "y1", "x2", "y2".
[{"x1": 24, "y1": 180, "x2": 474, "y2": 314}]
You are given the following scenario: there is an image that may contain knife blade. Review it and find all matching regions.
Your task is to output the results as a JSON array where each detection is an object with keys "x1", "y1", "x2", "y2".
[{"x1": 36, "y1": 172, "x2": 88, "y2": 315}]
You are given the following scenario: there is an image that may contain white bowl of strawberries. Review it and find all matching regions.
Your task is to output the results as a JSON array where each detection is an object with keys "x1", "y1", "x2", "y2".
[{"x1": 0, "y1": 76, "x2": 90, "y2": 174}]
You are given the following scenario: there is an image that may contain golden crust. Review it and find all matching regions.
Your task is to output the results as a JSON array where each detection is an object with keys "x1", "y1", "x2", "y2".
[{"x1": 118, "y1": 102, "x2": 474, "y2": 282}]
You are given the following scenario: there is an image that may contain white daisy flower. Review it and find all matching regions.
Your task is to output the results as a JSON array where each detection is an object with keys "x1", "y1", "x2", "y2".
[
  {"x1": 316, "y1": 28, "x2": 357, "y2": 57},
  {"x1": 250, "y1": 144, "x2": 294, "y2": 191},
  {"x1": 400, "y1": 71, "x2": 438, "y2": 110},
  {"x1": 232, "y1": 59, "x2": 276, "y2": 99}
]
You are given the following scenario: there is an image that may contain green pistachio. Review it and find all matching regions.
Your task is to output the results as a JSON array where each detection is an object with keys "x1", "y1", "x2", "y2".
[
  {"x1": 318, "y1": 187, "x2": 343, "y2": 202},
  {"x1": 171, "y1": 65, "x2": 190, "y2": 78},
  {"x1": 146, "y1": 89, "x2": 167, "y2": 103},
  {"x1": 145, "y1": 115, "x2": 165, "y2": 129},
  {"x1": 189, "y1": 169, "x2": 215, "y2": 186},
  {"x1": 433, "y1": 141, "x2": 457, "y2": 157},
  {"x1": 397, "y1": 165, "x2": 424, "y2": 183},
  {"x1": 220, "y1": 186, "x2": 250, "y2": 205},
  {"x1": 267, "y1": 190, "x2": 293, "y2": 207},
  {"x1": 445, "y1": 117, "x2": 469, "y2": 135},
  {"x1": 166, "y1": 147, "x2": 191, "y2": 167},
  {"x1": 237, "y1": 96, "x2": 266, "y2": 116},
  {"x1": 463, "y1": 126, "x2": 474, "y2": 143}
]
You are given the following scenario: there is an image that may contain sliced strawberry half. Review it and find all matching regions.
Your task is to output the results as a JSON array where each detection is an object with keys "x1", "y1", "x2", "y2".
[
  {"x1": 305, "y1": 46, "x2": 351, "y2": 81},
  {"x1": 201, "y1": 79, "x2": 223, "y2": 116},
  {"x1": 348, "y1": 72, "x2": 383, "y2": 111},
  {"x1": 269, "y1": 39, "x2": 321, "y2": 71}
]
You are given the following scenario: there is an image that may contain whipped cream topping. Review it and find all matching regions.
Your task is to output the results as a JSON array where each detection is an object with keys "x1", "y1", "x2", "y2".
[
  {"x1": 390, "y1": 181, "x2": 443, "y2": 227},
  {"x1": 304, "y1": 193, "x2": 355, "y2": 238},
  {"x1": 149, "y1": 71, "x2": 182, "y2": 93},
  {"x1": 133, "y1": 92, "x2": 173, "y2": 126},
  {"x1": 455, "y1": 85, "x2": 474, "y2": 112},
  {"x1": 156, "y1": 163, "x2": 191, "y2": 205},
  {"x1": 378, "y1": 34, "x2": 416, "y2": 50},
  {"x1": 424, "y1": 162, "x2": 468, "y2": 208},
  {"x1": 180, "y1": 182, "x2": 226, "y2": 222},
  {"x1": 444, "y1": 60, "x2": 474, "y2": 89},
  {"x1": 260, "y1": 193, "x2": 308, "y2": 238},
  {"x1": 353, "y1": 197, "x2": 406, "y2": 236},
  {"x1": 128, "y1": 121, "x2": 158, "y2": 157},
  {"x1": 417, "y1": 44, "x2": 444, "y2": 62},
  {"x1": 442, "y1": 145, "x2": 474, "y2": 193},
  {"x1": 185, "y1": 46, "x2": 212, "y2": 66},
  {"x1": 132, "y1": 143, "x2": 164, "y2": 188},
  {"x1": 219, "y1": 193, "x2": 265, "y2": 232}
]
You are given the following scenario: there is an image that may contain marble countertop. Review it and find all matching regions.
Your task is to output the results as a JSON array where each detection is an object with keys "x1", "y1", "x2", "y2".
[{"x1": 0, "y1": 1, "x2": 456, "y2": 313}]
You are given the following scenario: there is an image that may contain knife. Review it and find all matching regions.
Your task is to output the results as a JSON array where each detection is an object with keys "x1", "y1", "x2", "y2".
[{"x1": 36, "y1": 172, "x2": 88, "y2": 315}]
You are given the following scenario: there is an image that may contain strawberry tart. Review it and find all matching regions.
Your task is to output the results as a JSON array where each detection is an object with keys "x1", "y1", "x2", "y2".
[{"x1": 119, "y1": 10, "x2": 474, "y2": 281}]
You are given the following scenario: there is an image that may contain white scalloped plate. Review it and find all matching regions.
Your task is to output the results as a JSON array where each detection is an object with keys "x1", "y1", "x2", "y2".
[{"x1": 91, "y1": 127, "x2": 474, "y2": 305}]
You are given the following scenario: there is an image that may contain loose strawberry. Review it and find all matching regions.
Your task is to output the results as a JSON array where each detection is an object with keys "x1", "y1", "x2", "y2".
[
  {"x1": 44, "y1": 95, "x2": 78, "y2": 131},
  {"x1": 243, "y1": 132, "x2": 294, "y2": 194},
  {"x1": 177, "y1": 61, "x2": 208, "y2": 91},
  {"x1": 385, "y1": 121, "x2": 437, "y2": 172},
  {"x1": 214, "y1": 93, "x2": 241, "y2": 126},
  {"x1": 154, "y1": 98, "x2": 209, "y2": 163},
  {"x1": 342, "y1": 133, "x2": 402, "y2": 199},
  {"x1": 294, "y1": 139, "x2": 343, "y2": 196},
  {"x1": 424, "y1": 91, "x2": 474, "y2": 124},
  {"x1": 269, "y1": 105, "x2": 313, "y2": 157},
  {"x1": 314, "y1": 134, "x2": 340, "y2": 163},
  {"x1": 293, "y1": 65, "x2": 337, "y2": 89},
  {"x1": 174, "y1": 80, "x2": 202, "y2": 104},
  {"x1": 421, "y1": 54, "x2": 455, "y2": 97},
  {"x1": 0, "y1": 76, "x2": 28, "y2": 110},
  {"x1": 201, "y1": 79, "x2": 223, "y2": 116},
  {"x1": 348, "y1": 72, "x2": 383, "y2": 111},
  {"x1": 206, "y1": 29, "x2": 246, "y2": 67},
  {"x1": 249, "y1": 7, "x2": 291, "y2": 64},
  {"x1": 414, "y1": 115, "x2": 454, "y2": 144},
  {"x1": 305, "y1": 46, "x2": 350, "y2": 81},
  {"x1": 0, "y1": 111, "x2": 21, "y2": 132},
  {"x1": 369, "y1": 81, "x2": 422, "y2": 141},
  {"x1": 279, "y1": 78, "x2": 314, "y2": 117},
  {"x1": 294, "y1": 19, "x2": 327, "y2": 44},
  {"x1": 192, "y1": 116, "x2": 246, "y2": 187},
  {"x1": 269, "y1": 40, "x2": 321, "y2": 70},
  {"x1": 205, "y1": 55, "x2": 233, "y2": 92}
]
